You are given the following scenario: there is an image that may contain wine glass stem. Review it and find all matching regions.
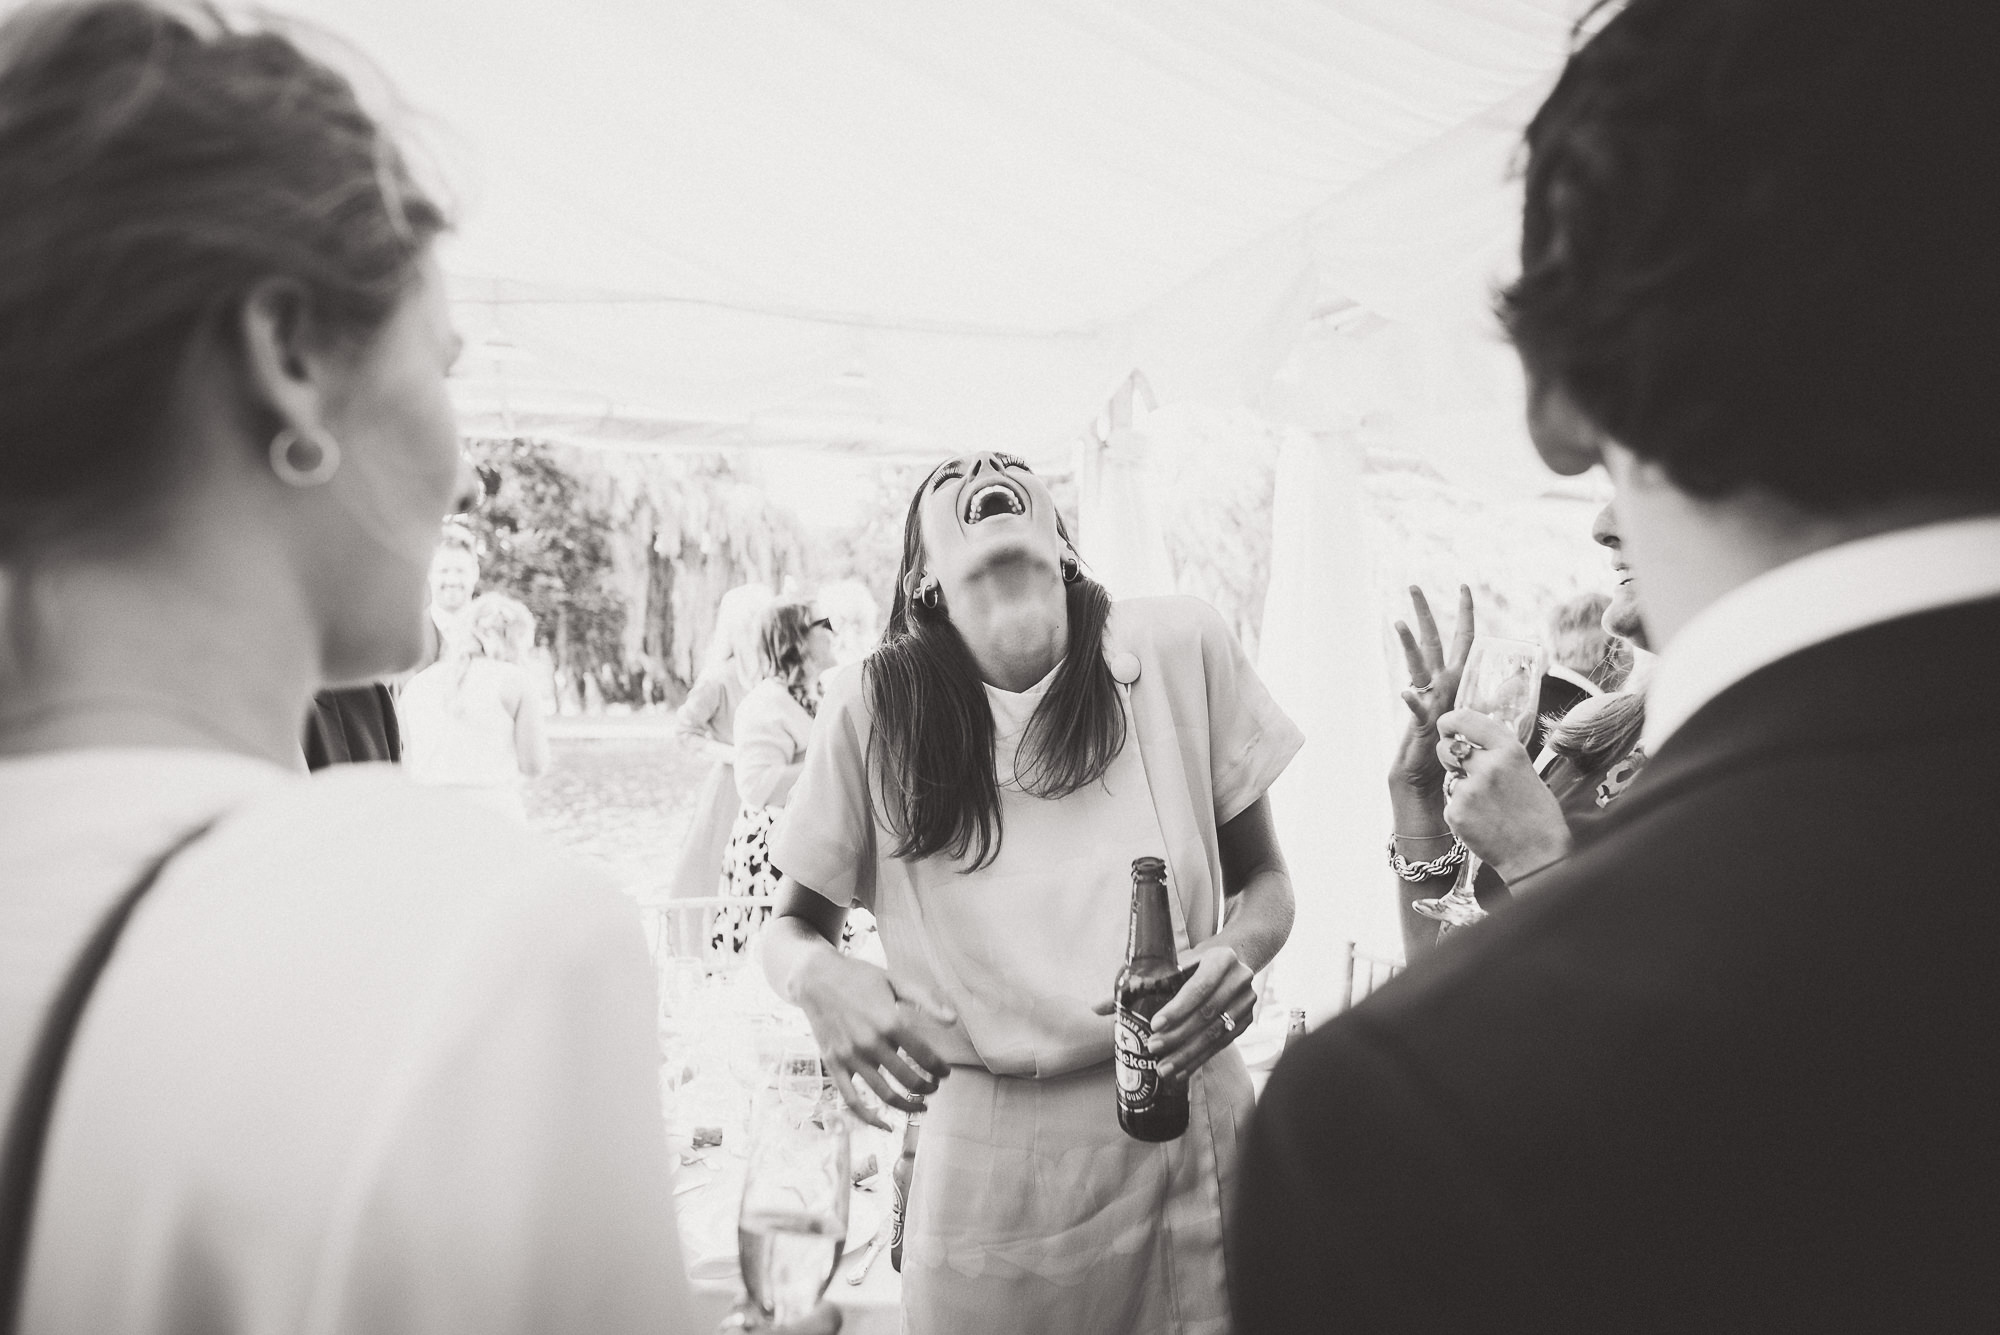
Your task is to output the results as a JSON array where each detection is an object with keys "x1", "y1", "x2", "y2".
[{"x1": 1448, "y1": 852, "x2": 1483, "y2": 907}]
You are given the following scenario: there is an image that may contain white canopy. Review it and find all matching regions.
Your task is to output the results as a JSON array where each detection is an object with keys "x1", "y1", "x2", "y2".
[{"x1": 287, "y1": 0, "x2": 1581, "y2": 455}]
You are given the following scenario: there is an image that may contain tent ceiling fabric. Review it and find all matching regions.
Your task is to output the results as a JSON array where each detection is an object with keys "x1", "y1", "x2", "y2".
[{"x1": 289, "y1": 0, "x2": 1582, "y2": 454}]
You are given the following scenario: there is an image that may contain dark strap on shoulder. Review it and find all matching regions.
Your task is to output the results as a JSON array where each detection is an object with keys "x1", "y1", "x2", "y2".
[{"x1": 0, "y1": 822, "x2": 214, "y2": 1334}]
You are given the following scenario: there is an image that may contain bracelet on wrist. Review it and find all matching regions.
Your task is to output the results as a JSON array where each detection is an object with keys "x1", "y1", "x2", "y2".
[{"x1": 1387, "y1": 833, "x2": 1467, "y2": 882}]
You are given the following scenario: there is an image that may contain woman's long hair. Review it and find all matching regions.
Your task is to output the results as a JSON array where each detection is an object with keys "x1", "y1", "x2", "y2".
[
  {"x1": 866, "y1": 479, "x2": 1126, "y2": 870},
  {"x1": 1544, "y1": 690, "x2": 1646, "y2": 774}
]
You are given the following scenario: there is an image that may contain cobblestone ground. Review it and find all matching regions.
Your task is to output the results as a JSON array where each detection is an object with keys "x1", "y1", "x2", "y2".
[{"x1": 523, "y1": 722, "x2": 712, "y2": 895}]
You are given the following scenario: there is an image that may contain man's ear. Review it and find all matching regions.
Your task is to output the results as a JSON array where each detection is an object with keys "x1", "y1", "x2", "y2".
[{"x1": 1524, "y1": 376, "x2": 1606, "y2": 477}]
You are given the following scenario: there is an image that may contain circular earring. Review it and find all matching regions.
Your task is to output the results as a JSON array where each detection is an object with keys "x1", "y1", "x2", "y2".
[
  {"x1": 269, "y1": 427, "x2": 342, "y2": 487},
  {"x1": 901, "y1": 570, "x2": 942, "y2": 610},
  {"x1": 1060, "y1": 552, "x2": 1082, "y2": 584}
]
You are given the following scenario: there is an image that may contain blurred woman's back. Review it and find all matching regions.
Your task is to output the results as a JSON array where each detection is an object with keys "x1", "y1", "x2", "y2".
[
  {"x1": 401, "y1": 592, "x2": 551, "y2": 818},
  {"x1": 0, "y1": 5, "x2": 692, "y2": 1331}
]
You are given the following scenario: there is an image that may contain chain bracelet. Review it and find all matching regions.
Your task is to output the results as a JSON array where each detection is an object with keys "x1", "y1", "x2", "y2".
[{"x1": 1387, "y1": 834, "x2": 1467, "y2": 882}]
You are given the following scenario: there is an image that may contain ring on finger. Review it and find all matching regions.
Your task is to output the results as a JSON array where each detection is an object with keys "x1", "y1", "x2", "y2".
[
  {"x1": 1218, "y1": 1010, "x2": 1237, "y2": 1035},
  {"x1": 1443, "y1": 771, "x2": 1460, "y2": 798},
  {"x1": 1448, "y1": 736, "x2": 1475, "y2": 765}
]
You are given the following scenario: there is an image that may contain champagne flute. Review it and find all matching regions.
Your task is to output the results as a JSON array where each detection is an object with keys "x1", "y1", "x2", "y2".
[
  {"x1": 738, "y1": 1084, "x2": 850, "y2": 1327},
  {"x1": 1412, "y1": 634, "x2": 1548, "y2": 928}
]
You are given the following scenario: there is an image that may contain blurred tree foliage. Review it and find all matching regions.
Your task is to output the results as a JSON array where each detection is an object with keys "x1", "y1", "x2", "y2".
[
  {"x1": 813, "y1": 461, "x2": 927, "y2": 601},
  {"x1": 464, "y1": 436, "x2": 625, "y2": 692},
  {"x1": 461, "y1": 439, "x2": 809, "y2": 710}
]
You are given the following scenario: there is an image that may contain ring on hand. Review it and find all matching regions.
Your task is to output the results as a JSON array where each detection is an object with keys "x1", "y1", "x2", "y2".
[
  {"x1": 1448, "y1": 736, "x2": 1475, "y2": 765},
  {"x1": 1443, "y1": 772, "x2": 1460, "y2": 798},
  {"x1": 1219, "y1": 1011, "x2": 1237, "y2": 1035},
  {"x1": 1410, "y1": 675, "x2": 1433, "y2": 691}
]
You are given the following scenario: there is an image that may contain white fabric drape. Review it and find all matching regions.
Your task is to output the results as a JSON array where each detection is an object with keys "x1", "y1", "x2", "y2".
[{"x1": 1075, "y1": 428, "x2": 1176, "y2": 598}]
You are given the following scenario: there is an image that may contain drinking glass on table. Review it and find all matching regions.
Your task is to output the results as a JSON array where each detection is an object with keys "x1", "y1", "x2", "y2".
[
  {"x1": 738, "y1": 1085, "x2": 851, "y2": 1327},
  {"x1": 1412, "y1": 634, "x2": 1548, "y2": 928}
]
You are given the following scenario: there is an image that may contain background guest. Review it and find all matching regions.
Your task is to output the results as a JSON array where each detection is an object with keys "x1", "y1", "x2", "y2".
[
  {"x1": 1237, "y1": 1, "x2": 2000, "y2": 1328},
  {"x1": 401, "y1": 592, "x2": 551, "y2": 819},
  {"x1": 711, "y1": 599, "x2": 836, "y2": 954},
  {"x1": 1389, "y1": 504, "x2": 1650, "y2": 958},
  {"x1": 667, "y1": 581, "x2": 773, "y2": 903},
  {"x1": 413, "y1": 528, "x2": 480, "y2": 673}
]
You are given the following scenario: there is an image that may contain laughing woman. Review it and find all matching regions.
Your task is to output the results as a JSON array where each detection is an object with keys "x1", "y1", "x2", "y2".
[{"x1": 760, "y1": 452, "x2": 1301, "y2": 1334}]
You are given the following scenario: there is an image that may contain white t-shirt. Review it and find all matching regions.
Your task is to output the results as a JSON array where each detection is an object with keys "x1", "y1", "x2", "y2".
[{"x1": 0, "y1": 748, "x2": 694, "y2": 1335}]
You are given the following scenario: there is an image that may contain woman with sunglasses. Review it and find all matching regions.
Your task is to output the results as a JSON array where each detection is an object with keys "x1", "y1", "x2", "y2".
[
  {"x1": 760, "y1": 454, "x2": 1301, "y2": 1334},
  {"x1": 713, "y1": 602, "x2": 839, "y2": 953}
]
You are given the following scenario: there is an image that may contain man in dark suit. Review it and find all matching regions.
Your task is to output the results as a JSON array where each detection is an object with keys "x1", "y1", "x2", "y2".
[{"x1": 1233, "y1": 2, "x2": 2000, "y2": 1329}]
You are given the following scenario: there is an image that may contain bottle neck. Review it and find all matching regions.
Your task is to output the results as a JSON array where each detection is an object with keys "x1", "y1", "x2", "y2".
[{"x1": 1126, "y1": 871, "x2": 1176, "y2": 963}]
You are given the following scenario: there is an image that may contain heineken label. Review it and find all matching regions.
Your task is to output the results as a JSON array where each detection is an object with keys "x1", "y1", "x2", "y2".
[{"x1": 1114, "y1": 1008, "x2": 1160, "y2": 1113}]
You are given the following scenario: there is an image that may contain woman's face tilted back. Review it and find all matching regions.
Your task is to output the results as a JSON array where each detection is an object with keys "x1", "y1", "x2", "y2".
[{"x1": 910, "y1": 452, "x2": 1064, "y2": 610}]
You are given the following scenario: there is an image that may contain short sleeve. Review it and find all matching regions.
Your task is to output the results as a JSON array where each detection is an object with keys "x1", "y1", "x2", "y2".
[
  {"x1": 768, "y1": 664, "x2": 877, "y2": 909},
  {"x1": 1193, "y1": 601, "x2": 1304, "y2": 823}
]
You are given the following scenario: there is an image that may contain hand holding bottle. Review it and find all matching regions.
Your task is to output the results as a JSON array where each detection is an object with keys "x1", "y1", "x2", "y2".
[{"x1": 1143, "y1": 944, "x2": 1255, "y2": 1082}]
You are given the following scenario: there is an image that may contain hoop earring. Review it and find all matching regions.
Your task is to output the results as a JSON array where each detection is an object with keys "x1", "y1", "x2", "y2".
[
  {"x1": 1060, "y1": 552, "x2": 1082, "y2": 584},
  {"x1": 916, "y1": 576, "x2": 942, "y2": 610},
  {"x1": 269, "y1": 427, "x2": 341, "y2": 487}
]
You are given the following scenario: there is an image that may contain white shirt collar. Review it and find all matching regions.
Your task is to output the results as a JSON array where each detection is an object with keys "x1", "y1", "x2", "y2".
[{"x1": 1641, "y1": 516, "x2": 2000, "y2": 754}]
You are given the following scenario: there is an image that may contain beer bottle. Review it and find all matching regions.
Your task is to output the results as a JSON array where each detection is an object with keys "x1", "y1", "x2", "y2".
[
  {"x1": 1284, "y1": 1008, "x2": 1308, "y2": 1052},
  {"x1": 1115, "y1": 856, "x2": 1188, "y2": 1141},
  {"x1": 889, "y1": 1111, "x2": 922, "y2": 1272}
]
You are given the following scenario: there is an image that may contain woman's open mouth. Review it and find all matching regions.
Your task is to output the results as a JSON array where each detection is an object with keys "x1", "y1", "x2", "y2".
[{"x1": 964, "y1": 480, "x2": 1027, "y2": 524}]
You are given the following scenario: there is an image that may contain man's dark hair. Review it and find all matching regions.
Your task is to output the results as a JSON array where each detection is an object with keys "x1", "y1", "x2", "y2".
[{"x1": 1501, "y1": 0, "x2": 2000, "y2": 510}]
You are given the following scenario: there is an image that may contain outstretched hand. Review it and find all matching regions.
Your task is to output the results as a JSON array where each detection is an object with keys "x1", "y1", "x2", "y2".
[
  {"x1": 794, "y1": 951, "x2": 956, "y2": 1132},
  {"x1": 1390, "y1": 584, "x2": 1474, "y2": 796}
]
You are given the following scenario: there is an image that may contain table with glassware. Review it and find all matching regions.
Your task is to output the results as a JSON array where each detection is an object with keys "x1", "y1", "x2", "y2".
[{"x1": 653, "y1": 948, "x2": 905, "y2": 1333}]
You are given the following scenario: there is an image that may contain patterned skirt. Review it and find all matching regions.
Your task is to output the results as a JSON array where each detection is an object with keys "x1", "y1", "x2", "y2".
[{"x1": 713, "y1": 804, "x2": 780, "y2": 954}]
